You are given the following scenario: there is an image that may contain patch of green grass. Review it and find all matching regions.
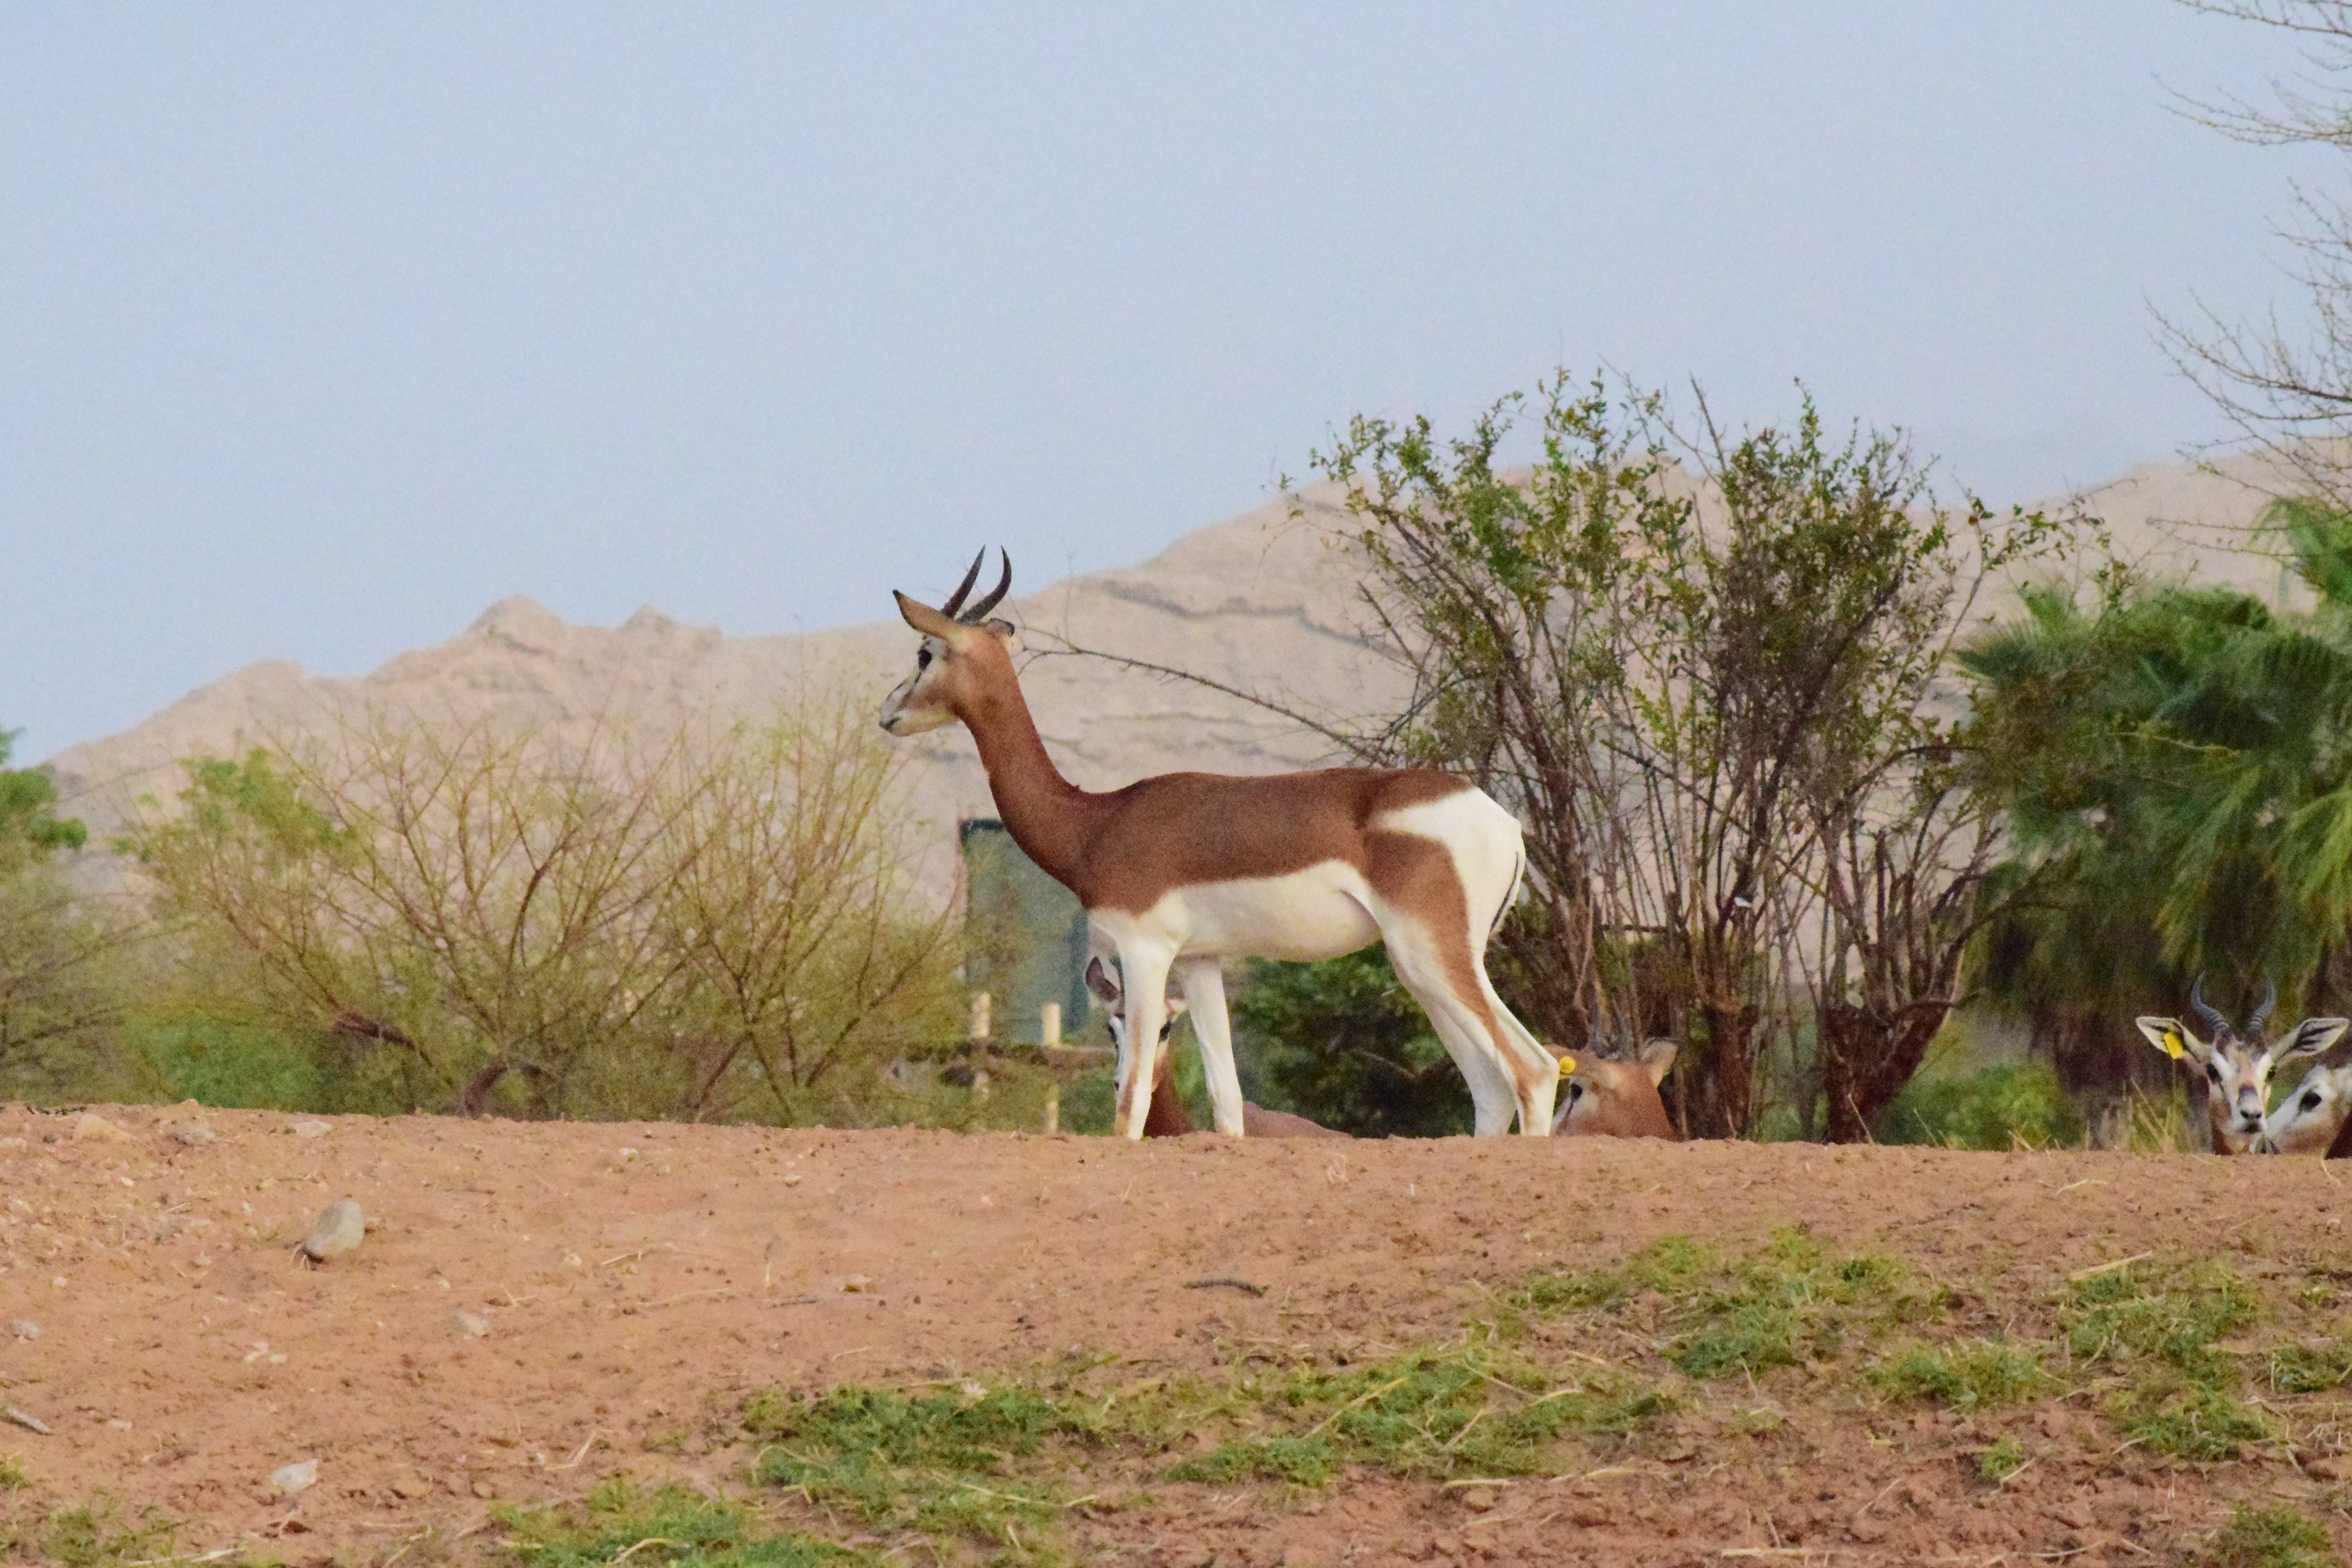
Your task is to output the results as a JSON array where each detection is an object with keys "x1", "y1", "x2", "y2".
[
  {"x1": 1975, "y1": 1433, "x2": 2027, "y2": 1485},
  {"x1": 1167, "y1": 1434, "x2": 1335, "y2": 1486},
  {"x1": 2201, "y1": 1503, "x2": 2335, "y2": 1568},
  {"x1": 40, "y1": 1498, "x2": 180, "y2": 1568},
  {"x1": 2266, "y1": 1343, "x2": 2352, "y2": 1394},
  {"x1": 1514, "y1": 1230, "x2": 1930, "y2": 1382},
  {"x1": 744, "y1": 1383, "x2": 1096, "y2": 1542},
  {"x1": 498, "y1": 1480, "x2": 858, "y2": 1568},
  {"x1": 1176, "y1": 1346, "x2": 1671, "y2": 1485},
  {"x1": 0, "y1": 1455, "x2": 25, "y2": 1491},
  {"x1": 1869, "y1": 1341, "x2": 2051, "y2": 1411},
  {"x1": 2062, "y1": 1260, "x2": 2271, "y2": 1459},
  {"x1": 2064, "y1": 1260, "x2": 2258, "y2": 1377}
]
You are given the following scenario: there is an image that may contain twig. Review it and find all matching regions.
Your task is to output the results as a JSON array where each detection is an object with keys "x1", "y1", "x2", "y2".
[
  {"x1": 551, "y1": 1431, "x2": 604, "y2": 1470},
  {"x1": 1184, "y1": 1278, "x2": 1266, "y2": 1297},
  {"x1": 4, "y1": 1406, "x2": 51, "y2": 1435},
  {"x1": 2067, "y1": 1252, "x2": 2152, "y2": 1283},
  {"x1": 1439, "y1": 1477, "x2": 1515, "y2": 1489},
  {"x1": 606, "y1": 1538, "x2": 681, "y2": 1565}
]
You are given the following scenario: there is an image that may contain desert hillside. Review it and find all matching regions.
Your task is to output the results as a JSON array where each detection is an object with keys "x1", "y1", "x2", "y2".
[{"x1": 42, "y1": 454, "x2": 2312, "y2": 867}]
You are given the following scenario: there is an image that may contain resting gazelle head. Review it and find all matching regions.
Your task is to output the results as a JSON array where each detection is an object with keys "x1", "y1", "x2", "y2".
[
  {"x1": 2256, "y1": 1062, "x2": 2352, "y2": 1155},
  {"x1": 2135, "y1": 977, "x2": 2349, "y2": 1151},
  {"x1": 1083, "y1": 956, "x2": 1186, "y2": 1097},
  {"x1": 1551, "y1": 1039, "x2": 1679, "y2": 1139}
]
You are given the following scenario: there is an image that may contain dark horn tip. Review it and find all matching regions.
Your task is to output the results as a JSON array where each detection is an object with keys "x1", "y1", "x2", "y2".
[
  {"x1": 939, "y1": 548, "x2": 987, "y2": 617},
  {"x1": 964, "y1": 547, "x2": 1014, "y2": 621}
]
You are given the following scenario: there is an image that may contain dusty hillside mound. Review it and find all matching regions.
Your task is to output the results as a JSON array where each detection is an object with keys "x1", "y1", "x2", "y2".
[{"x1": 2, "y1": 1105, "x2": 2348, "y2": 1566}]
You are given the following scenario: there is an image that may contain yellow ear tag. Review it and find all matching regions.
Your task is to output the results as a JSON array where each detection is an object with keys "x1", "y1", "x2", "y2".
[
  {"x1": 1556, "y1": 1054, "x2": 1578, "y2": 1077},
  {"x1": 2161, "y1": 1029, "x2": 2187, "y2": 1061}
]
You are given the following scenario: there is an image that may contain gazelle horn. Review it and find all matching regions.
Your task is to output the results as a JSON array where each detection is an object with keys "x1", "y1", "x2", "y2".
[
  {"x1": 939, "y1": 548, "x2": 987, "y2": 618},
  {"x1": 2189, "y1": 975, "x2": 2229, "y2": 1037},
  {"x1": 964, "y1": 550, "x2": 1013, "y2": 621},
  {"x1": 2250, "y1": 976, "x2": 2279, "y2": 1034}
]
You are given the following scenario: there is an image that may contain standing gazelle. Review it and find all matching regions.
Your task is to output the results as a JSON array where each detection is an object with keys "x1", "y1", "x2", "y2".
[
  {"x1": 2135, "y1": 978, "x2": 2348, "y2": 1154},
  {"x1": 879, "y1": 550, "x2": 1564, "y2": 1139}
]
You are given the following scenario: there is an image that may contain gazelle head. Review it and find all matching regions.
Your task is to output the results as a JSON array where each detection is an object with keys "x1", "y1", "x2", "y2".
[
  {"x1": 1084, "y1": 956, "x2": 1187, "y2": 1101},
  {"x1": 879, "y1": 548, "x2": 1016, "y2": 737},
  {"x1": 2135, "y1": 977, "x2": 2349, "y2": 1146},
  {"x1": 1552, "y1": 1039, "x2": 1678, "y2": 1139},
  {"x1": 2255, "y1": 1062, "x2": 2352, "y2": 1154}
]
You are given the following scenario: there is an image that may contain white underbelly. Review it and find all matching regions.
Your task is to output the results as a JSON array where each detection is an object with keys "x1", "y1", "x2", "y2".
[{"x1": 1096, "y1": 862, "x2": 1383, "y2": 962}]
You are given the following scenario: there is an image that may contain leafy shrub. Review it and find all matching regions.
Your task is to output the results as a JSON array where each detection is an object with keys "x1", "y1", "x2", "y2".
[
  {"x1": 1874, "y1": 1059, "x2": 2082, "y2": 1149},
  {"x1": 1228, "y1": 947, "x2": 1472, "y2": 1138}
]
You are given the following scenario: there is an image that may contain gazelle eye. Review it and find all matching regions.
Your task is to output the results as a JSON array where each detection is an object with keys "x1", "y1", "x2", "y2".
[
  {"x1": 2305, "y1": 1091, "x2": 2323, "y2": 1112},
  {"x1": 1567, "y1": 1082, "x2": 1585, "y2": 1102},
  {"x1": 1158, "y1": 1020, "x2": 1174, "y2": 1040},
  {"x1": 916, "y1": 647, "x2": 933, "y2": 670},
  {"x1": 2207, "y1": 1064, "x2": 2224, "y2": 1083}
]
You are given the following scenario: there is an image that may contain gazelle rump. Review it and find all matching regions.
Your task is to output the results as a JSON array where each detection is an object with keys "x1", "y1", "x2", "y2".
[
  {"x1": 1085, "y1": 958, "x2": 1348, "y2": 1139},
  {"x1": 1553, "y1": 1040, "x2": 1679, "y2": 1140},
  {"x1": 880, "y1": 549, "x2": 1562, "y2": 1140},
  {"x1": 2135, "y1": 977, "x2": 2348, "y2": 1154}
]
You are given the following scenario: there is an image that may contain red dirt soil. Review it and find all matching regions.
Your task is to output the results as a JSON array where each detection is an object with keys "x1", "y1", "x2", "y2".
[{"x1": 3, "y1": 1101, "x2": 2350, "y2": 1566}]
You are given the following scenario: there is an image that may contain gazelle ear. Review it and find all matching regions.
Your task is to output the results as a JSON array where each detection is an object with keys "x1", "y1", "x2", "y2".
[
  {"x1": 1637, "y1": 1039, "x2": 1679, "y2": 1086},
  {"x1": 2136, "y1": 1016, "x2": 2210, "y2": 1063},
  {"x1": 1083, "y1": 957, "x2": 1120, "y2": 1007},
  {"x1": 2278, "y1": 1016, "x2": 2350, "y2": 1063},
  {"x1": 894, "y1": 591, "x2": 970, "y2": 644}
]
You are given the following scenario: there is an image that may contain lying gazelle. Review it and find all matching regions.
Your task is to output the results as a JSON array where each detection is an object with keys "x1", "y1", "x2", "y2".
[
  {"x1": 1085, "y1": 957, "x2": 1347, "y2": 1139},
  {"x1": 881, "y1": 550, "x2": 1564, "y2": 1139},
  {"x1": 1552, "y1": 1040, "x2": 1679, "y2": 1139},
  {"x1": 2135, "y1": 978, "x2": 2348, "y2": 1154},
  {"x1": 2254, "y1": 1061, "x2": 2352, "y2": 1154}
]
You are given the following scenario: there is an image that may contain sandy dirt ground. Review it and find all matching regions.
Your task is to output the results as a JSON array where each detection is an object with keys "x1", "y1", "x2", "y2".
[{"x1": 3, "y1": 1101, "x2": 2350, "y2": 1566}]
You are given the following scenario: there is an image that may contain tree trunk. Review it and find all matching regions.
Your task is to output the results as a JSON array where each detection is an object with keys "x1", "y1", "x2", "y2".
[
  {"x1": 1682, "y1": 999, "x2": 1759, "y2": 1139},
  {"x1": 1817, "y1": 1000, "x2": 1949, "y2": 1144}
]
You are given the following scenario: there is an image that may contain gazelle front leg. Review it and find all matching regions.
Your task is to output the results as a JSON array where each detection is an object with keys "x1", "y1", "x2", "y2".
[
  {"x1": 1176, "y1": 957, "x2": 1246, "y2": 1136},
  {"x1": 1113, "y1": 944, "x2": 1176, "y2": 1140}
]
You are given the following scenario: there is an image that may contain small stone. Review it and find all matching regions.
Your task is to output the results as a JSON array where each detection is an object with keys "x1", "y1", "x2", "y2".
[
  {"x1": 270, "y1": 1458, "x2": 319, "y2": 1495},
  {"x1": 290, "y1": 1120, "x2": 332, "y2": 1139},
  {"x1": 841, "y1": 1275, "x2": 873, "y2": 1293},
  {"x1": 454, "y1": 1310, "x2": 491, "y2": 1338},
  {"x1": 1459, "y1": 1488, "x2": 1497, "y2": 1512},
  {"x1": 471, "y1": 1479, "x2": 496, "y2": 1499},
  {"x1": 168, "y1": 1122, "x2": 217, "y2": 1147},
  {"x1": 388, "y1": 1477, "x2": 429, "y2": 1500},
  {"x1": 1567, "y1": 1503, "x2": 1610, "y2": 1528},
  {"x1": 7, "y1": 1319, "x2": 38, "y2": 1340},
  {"x1": 72, "y1": 1113, "x2": 129, "y2": 1143},
  {"x1": 299, "y1": 1200, "x2": 366, "y2": 1261}
]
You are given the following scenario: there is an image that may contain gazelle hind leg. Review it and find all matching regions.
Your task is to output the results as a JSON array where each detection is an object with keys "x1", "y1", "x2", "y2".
[
  {"x1": 1176, "y1": 957, "x2": 1246, "y2": 1136},
  {"x1": 1379, "y1": 914, "x2": 1541, "y2": 1136}
]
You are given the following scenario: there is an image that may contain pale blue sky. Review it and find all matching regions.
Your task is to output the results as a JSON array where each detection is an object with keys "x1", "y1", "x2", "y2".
[{"x1": 0, "y1": 4, "x2": 2331, "y2": 759}]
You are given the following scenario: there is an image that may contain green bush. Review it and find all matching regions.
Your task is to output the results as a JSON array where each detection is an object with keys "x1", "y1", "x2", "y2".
[
  {"x1": 1874, "y1": 1059, "x2": 2082, "y2": 1150},
  {"x1": 1228, "y1": 947, "x2": 1472, "y2": 1137}
]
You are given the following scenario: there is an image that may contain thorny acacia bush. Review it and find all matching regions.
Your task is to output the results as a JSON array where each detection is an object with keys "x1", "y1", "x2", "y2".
[
  {"x1": 0, "y1": 732, "x2": 145, "y2": 1102},
  {"x1": 1298, "y1": 373, "x2": 2069, "y2": 1138},
  {"x1": 129, "y1": 692, "x2": 962, "y2": 1122}
]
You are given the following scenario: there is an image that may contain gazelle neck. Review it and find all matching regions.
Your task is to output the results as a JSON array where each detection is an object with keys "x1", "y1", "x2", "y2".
[{"x1": 954, "y1": 657, "x2": 1102, "y2": 888}]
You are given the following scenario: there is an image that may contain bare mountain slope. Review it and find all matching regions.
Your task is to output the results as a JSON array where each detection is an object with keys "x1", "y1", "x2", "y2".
[
  {"x1": 42, "y1": 454, "x2": 2314, "y2": 864},
  {"x1": 44, "y1": 490, "x2": 1398, "y2": 872}
]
